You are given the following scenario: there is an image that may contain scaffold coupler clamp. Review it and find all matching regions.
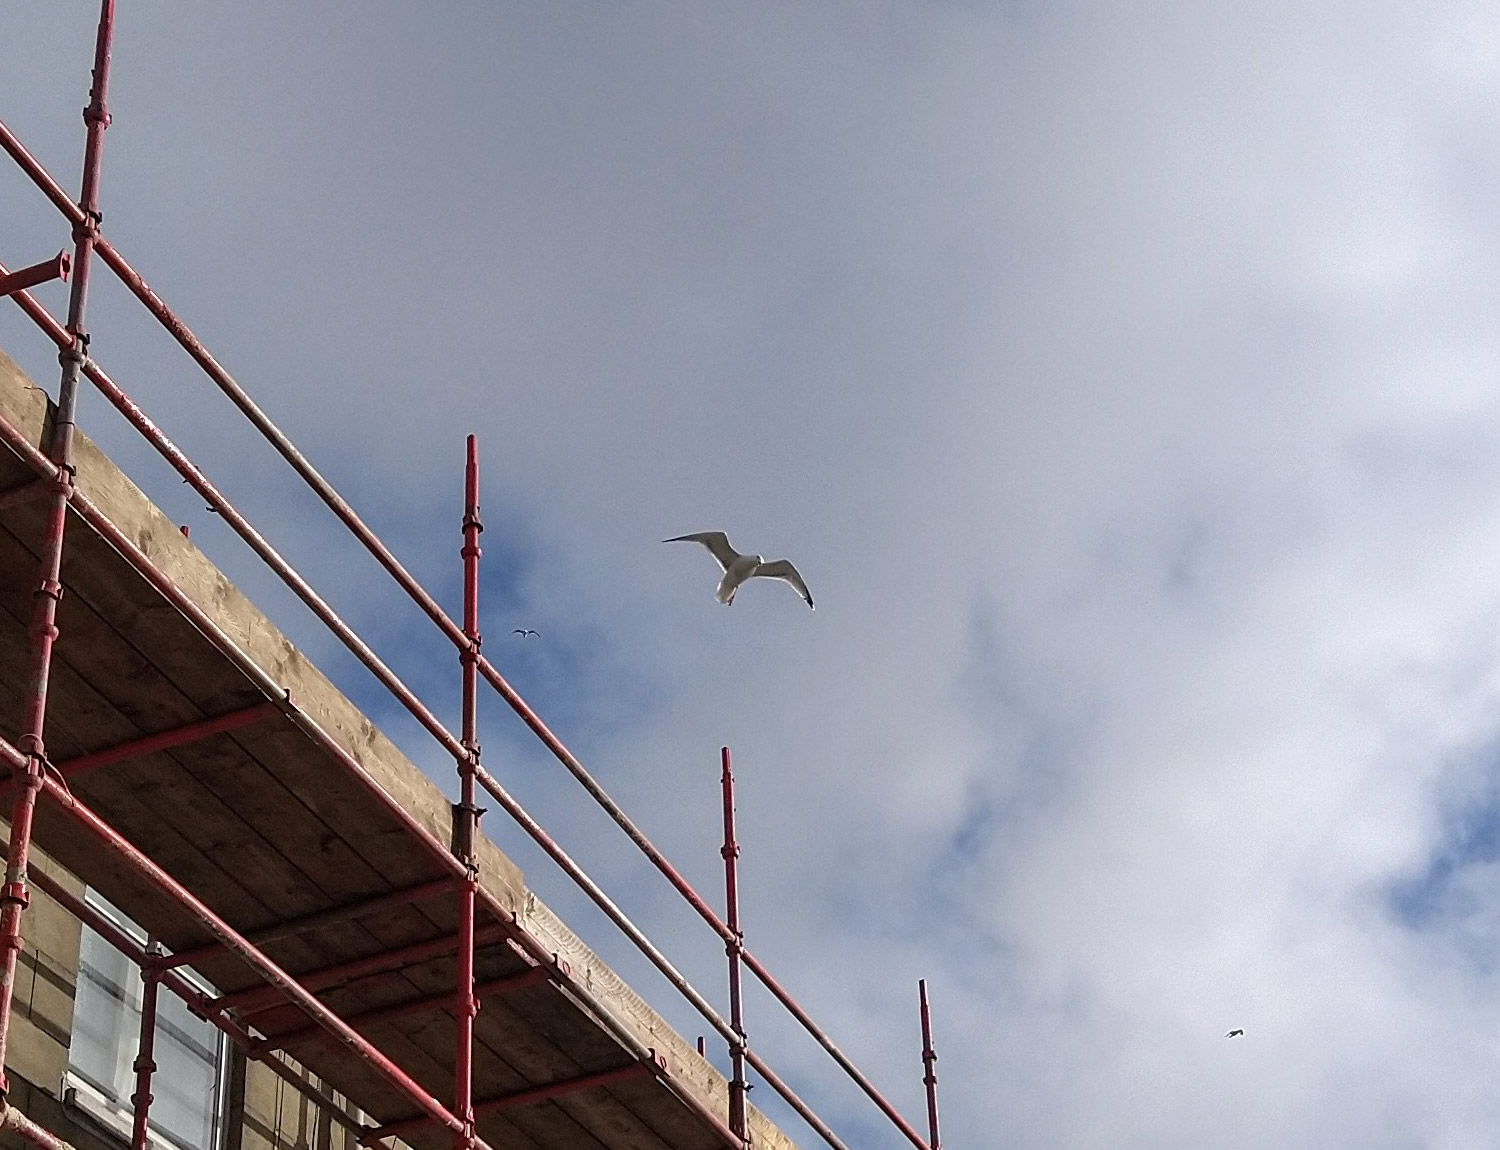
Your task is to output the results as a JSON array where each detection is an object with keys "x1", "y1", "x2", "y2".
[
  {"x1": 58, "y1": 330, "x2": 89, "y2": 368},
  {"x1": 454, "y1": 798, "x2": 485, "y2": 872},
  {"x1": 72, "y1": 205, "x2": 103, "y2": 245},
  {"x1": 0, "y1": 877, "x2": 29, "y2": 915}
]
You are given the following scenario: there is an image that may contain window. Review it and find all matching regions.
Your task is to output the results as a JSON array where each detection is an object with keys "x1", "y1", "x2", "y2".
[{"x1": 67, "y1": 892, "x2": 227, "y2": 1150}]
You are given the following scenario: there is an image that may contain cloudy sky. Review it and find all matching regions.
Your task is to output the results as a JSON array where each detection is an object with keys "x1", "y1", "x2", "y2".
[{"x1": 10, "y1": 3, "x2": 1500, "y2": 1147}]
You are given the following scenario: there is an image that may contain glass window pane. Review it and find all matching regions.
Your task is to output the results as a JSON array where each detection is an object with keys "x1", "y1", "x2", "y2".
[
  {"x1": 68, "y1": 904, "x2": 223, "y2": 1150},
  {"x1": 71, "y1": 928, "x2": 139, "y2": 1100},
  {"x1": 150, "y1": 991, "x2": 220, "y2": 1150}
]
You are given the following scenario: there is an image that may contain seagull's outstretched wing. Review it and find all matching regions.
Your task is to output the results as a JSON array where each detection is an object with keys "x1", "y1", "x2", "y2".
[
  {"x1": 664, "y1": 532, "x2": 740, "y2": 571},
  {"x1": 755, "y1": 559, "x2": 814, "y2": 609}
]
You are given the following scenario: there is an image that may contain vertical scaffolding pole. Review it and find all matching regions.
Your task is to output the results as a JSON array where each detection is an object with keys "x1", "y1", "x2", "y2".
[
  {"x1": 453, "y1": 435, "x2": 484, "y2": 1150},
  {"x1": 130, "y1": 945, "x2": 162, "y2": 1150},
  {"x1": 0, "y1": 0, "x2": 115, "y2": 1096},
  {"x1": 918, "y1": 980, "x2": 940, "y2": 1150},
  {"x1": 720, "y1": 748, "x2": 748, "y2": 1142}
]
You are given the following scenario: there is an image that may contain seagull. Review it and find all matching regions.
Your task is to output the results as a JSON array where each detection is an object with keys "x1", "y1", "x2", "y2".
[
  {"x1": 513, "y1": 628, "x2": 539, "y2": 638},
  {"x1": 664, "y1": 532, "x2": 813, "y2": 609},
  {"x1": 1225, "y1": 1029, "x2": 1244, "y2": 1038}
]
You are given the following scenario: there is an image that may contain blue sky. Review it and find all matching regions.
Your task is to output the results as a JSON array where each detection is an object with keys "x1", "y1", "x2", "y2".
[{"x1": 11, "y1": 3, "x2": 1500, "y2": 1147}]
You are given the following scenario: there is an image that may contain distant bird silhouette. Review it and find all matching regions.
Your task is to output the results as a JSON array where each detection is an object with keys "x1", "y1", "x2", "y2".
[
  {"x1": 1226, "y1": 1029, "x2": 1244, "y2": 1038},
  {"x1": 664, "y1": 532, "x2": 813, "y2": 609},
  {"x1": 513, "y1": 628, "x2": 539, "y2": 638}
]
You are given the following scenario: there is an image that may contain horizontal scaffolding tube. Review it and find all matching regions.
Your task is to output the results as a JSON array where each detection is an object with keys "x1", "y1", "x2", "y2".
[
  {"x1": 471, "y1": 681, "x2": 930, "y2": 1148},
  {"x1": 257, "y1": 966, "x2": 553, "y2": 1055},
  {"x1": 161, "y1": 877, "x2": 457, "y2": 972},
  {"x1": 367, "y1": 1063, "x2": 651, "y2": 1143},
  {"x1": 55, "y1": 702, "x2": 280, "y2": 777},
  {"x1": 212, "y1": 923, "x2": 509, "y2": 1017},
  {"x1": 0, "y1": 1102, "x2": 83, "y2": 1150},
  {"x1": 0, "y1": 703, "x2": 282, "y2": 800},
  {"x1": 0, "y1": 252, "x2": 69, "y2": 300}
]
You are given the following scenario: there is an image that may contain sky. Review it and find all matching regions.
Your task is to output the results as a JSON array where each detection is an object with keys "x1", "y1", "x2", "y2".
[{"x1": 8, "y1": 3, "x2": 1500, "y2": 1148}]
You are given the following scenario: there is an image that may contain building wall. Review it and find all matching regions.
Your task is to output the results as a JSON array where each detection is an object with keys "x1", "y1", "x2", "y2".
[
  {"x1": 229, "y1": 1054, "x2": 363, "y2": 1150},
  {"x1": 9, "y1": 844, "x2": 84, "y2": 1098}
]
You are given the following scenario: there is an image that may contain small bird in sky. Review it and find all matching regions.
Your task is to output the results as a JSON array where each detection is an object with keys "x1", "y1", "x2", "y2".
[
  {"x1": 513, "y1": 628, "x2": 539, "y2": 638},
  {"x1": 1225, "y1": 1029, "x2": 1244, "y2": 1038},
  {"x1": 664, "y1": 532, "x2": 814, "y2": 609}
]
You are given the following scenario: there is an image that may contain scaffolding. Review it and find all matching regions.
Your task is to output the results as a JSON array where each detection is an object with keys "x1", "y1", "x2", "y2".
[{"x1": 0, "y1": 6, "x2": 946, "y2": 1150}]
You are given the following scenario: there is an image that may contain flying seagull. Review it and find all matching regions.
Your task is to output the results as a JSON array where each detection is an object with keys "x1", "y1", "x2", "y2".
[
  {"x1": 512, "y1": 628, "x2": 539, "y2": 638},
  {"x1": 664, "y1": 532, "x2": 814, "y2": 609},
  {"x1": 1225, "y1": 1029, "x2": 1244, "y2": 1038}
]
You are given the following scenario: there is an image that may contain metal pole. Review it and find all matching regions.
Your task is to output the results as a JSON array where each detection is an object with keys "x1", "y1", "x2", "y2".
[
  {"x1": 0, "y1": 252, "x2": 69, "y2": 299},
  {"x1": 0, "y1": 1103, "x2": 87, "y2": 1150},
  {"x1": 454, "y1": 434, "x2": 484, "y2": 1150},
  {"x1": 919, "y1": 980, "x2": 941, "y2": 1150},
  {"x1": 130, "y1": 943, "x2": 162, "y2": 1150},
  {"x1": 721, "y1": 748, "x2": 747, "y2": 1141},
  {"x1": 0, "y1": 0, "x2": 114, "y2": 1099}
]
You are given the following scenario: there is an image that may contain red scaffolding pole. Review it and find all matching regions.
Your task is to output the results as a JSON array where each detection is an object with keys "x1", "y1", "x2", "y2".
[
  {"x1": 129, "y1": 943, "x2": 161, "y2": 1150},
  {"x1": 454, "y1": 433, "x2": 484, "y2": 1150},
  {"x1": 919, "y1": 980, "x2": 941, "y2": 1150},
  {"x1": 720, "y1": 748, "x2": 748, "y2": 1142},
  {"x1": 0, "y1": 253, "x2": 69, "y2": 301},
  {"x1": 254, "y1": 967, "x2": 551, "y2": 1057},
  {"x1": 0, "y1": 0, "x2": 114, "y2": 1103}
]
